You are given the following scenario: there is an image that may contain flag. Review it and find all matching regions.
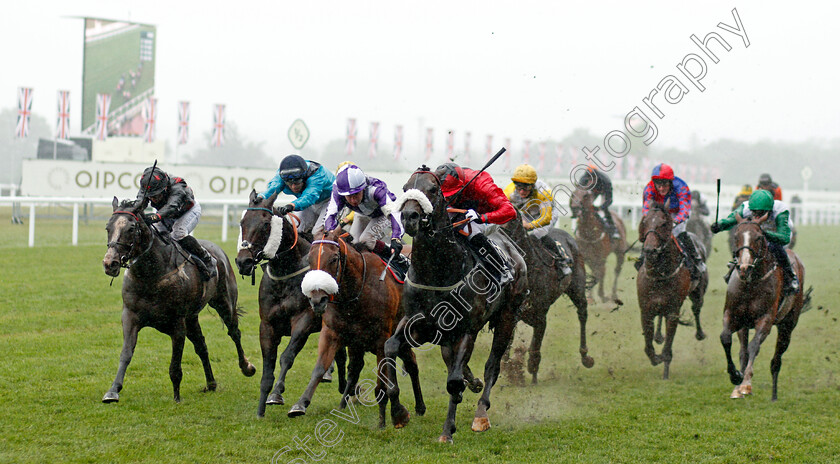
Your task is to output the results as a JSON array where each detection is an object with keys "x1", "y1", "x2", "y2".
[
  {"x1": 523, "y1": 140, "x2": 531, "y2": 165},
  {"x1": 485, "y1": 135, "x2": 493, "y2": 163},
  {"x1": 16, "y1": 87, "x2": 33, "y2": 139},
  {"x1": 569, "y1": 147, "x2": 579, "y2": 166},
  {"x1": 554, "y1": 144, "x2": 563, "y2": 174},
  {"x1": 424, "y1": 128, "x2": 434, "y2": 162},
  {"x1": 95, "y1": 93, "x2": 111, "y2": 141},
  {"x1": 538, "y1": 142, "x2": 546, "y2": 171},
  {"x1": 55, "y1": 90, "x2": 70, "y2": 140},
  {"x1": 212, "y1": 104, "x2": 225, "y2": 147},
  {"x1": 446, "y1": 130, "x2": 455, "y2": 160},
  {"x1": 142, "y1": 97, "x2": 157, "y2": 143},
  {"x1": 464, "y1": 131, "x2": 471, "y2": 165},
  {"x1": 369, "y1": 122, "x2": 379, "y2": 159},
  {"x1": 393, "y1": 125, "x2": 403, "y2": 160},
  {"x1": 626, "y1": 155, "x2": 636, "y2": 178},
  {"x1": 178, "y1": 101, "x2": 189, "y2": 145},
  {"x1": 346, "y1": 118, "x2": 357, "y2": 156},
  {"x1": 504, "y1": 138, "x2": 512, "y2": 170}
]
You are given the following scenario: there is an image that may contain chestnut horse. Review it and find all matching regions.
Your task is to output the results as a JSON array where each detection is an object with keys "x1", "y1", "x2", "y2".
[
  {"x1": 637, "y1": 202, "x2": 708, "y2": 379},
  {"x1": 721, "y1": 214, "x2": 807, "y2": 401},
  {"x1": 384, "y1": 166, "x2": 528, "y2": 443},
  {"x1": 102, "y1": 198, "x2": 255, "y2": 403},
  {"x1": 569, "y1": 188, "x2": 626, "y2": 303},
  {"x1": 235, "y1": 190, "x2": 346, "y2": 417},
  {"x1": 501, "y1": 212, "x2": 594, "y2": 382},
  {"x1": 290, "y1": 228, "x2": 424, "y2": 428}
]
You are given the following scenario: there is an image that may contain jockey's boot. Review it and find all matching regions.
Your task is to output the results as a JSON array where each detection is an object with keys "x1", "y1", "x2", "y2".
[
  {"x1": 634, "y1": 255, "x2": 644, "y2": 272},
  {"x1": 677, "y1": 232, "x2": 705, "y2": 281},
  {"x1": 602, "y1": 209, "x2": 621, "y2": 240},
  {"x1": 179, "y1": 235, "x2": 218, "y2": 281},
  {"x1": 373, "y1": 240, "x2": 409, "y2": 273},
  {"x1": 540, "y1": 235, "x2": 573, "y2": 276},
  {"x1": 468, "y1": 233, "x2": 513, "y2": 285},
  {"x1": 772, "y1": 244, "x2": 800, "y2": 295}
]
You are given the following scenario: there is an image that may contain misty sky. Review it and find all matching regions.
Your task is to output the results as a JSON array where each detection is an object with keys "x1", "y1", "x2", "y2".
[{"x1": 2, "y1": 1, "x2": 838, "y2": 162}]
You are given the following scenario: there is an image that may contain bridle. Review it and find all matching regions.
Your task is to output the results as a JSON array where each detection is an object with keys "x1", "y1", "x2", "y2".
[
  {"x1": 107, "y1": 210, "x2": 153, "y2": 269},
  {"x1": 310, "y1": 237, "x2": 366, "y2": 304},
  {"x1": 640, "y1": 212, "x2": 682, "y2": 279},
  {"x1": 406, "y1": 169, "x2": 473, "y2": 236},
  {"x1": 732, "y1": 221, "x2": 770, "y2": 282},
  {"x1": 239, "y1": 208, "x2": 300, "y2": 264}
]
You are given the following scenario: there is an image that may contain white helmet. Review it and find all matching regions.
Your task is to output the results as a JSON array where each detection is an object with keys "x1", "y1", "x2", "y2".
[{"x1": 335, "y1": 165, "x2": 367, "y2": 196}]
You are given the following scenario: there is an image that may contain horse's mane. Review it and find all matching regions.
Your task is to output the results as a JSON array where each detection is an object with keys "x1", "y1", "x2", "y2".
[
  {"x1": 648, "y1": 201, "x2": 671, "y2": 217},
  {"x1": 119, "y1": 199, "x2": 139, "y2": 209}
]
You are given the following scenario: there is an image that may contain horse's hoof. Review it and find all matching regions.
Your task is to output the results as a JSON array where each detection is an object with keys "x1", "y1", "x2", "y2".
[
  {"x1": 102, "y1": 392, "x2": 119, "y2": 403},
  {"x1": 266, "y1": 393, "x2": 284, "y2": 405},
  {"x1": 582, "y1": 356, "x2": 595, "y2": 369},
  {"x1": 415, "y1": 405, "x2": 426, "y2": 417},
  {"x1": 288, "y1": 404, "x2": 307, "y2": 417},
  {"x1": 322, "y1": 372, "x2": 333, "y2": 383},
  {"x1": 242, "y1": 363, "x2": 257, "y2": 377},
  {"x1": 471, "y1": 416, "x2": 491, "y2": 432},
  {"x1": 739, "y1": 385, "x2": 752, "y2": 396},
  {"x1": 393, "y1": 407, "x2": 410, "y2": 429},
  {"x1": 466, "y1": 378, "x2": 484, "y2": 393},
  {"x1": 202, "y1": 382, "x2": 217, "y2": 392},
  {"x1": 654, "y1": 334, "x2": 665, "y2": 344},
  {"x1": 695, "y1": 331, "x2": 707, "y2": 341},
  {"x1": 730, "y1": 389, "x2": 744, "y2": 399},
  {"x1": 438, "y1": 435, "x2": 454, "y2": 444}
]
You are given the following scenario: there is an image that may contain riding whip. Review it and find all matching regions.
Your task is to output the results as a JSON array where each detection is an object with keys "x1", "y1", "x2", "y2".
[
  {"x1": 446, "y1": 147, "x2": 506, "y2": 206},
  {"x1": 139, "y1": 159, "x2": 158, "y2": 207},
  {"x1": 715, "y1": 178, "x2": 721, "y2": 224},
  {"x1": 379, "y1": 252, "x2": 396, "y2": 281}
]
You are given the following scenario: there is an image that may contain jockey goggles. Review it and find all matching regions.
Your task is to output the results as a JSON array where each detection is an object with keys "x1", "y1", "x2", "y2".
[{"x1": 514, "y1": 182, "x2": 534, "y2": 190}]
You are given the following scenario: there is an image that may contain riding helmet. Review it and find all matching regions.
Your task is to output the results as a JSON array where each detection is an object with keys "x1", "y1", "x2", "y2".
[
  {"x1": 437, "y1": 162, "x2": 466, "y2": 197},
  {"x1": 278, "y1": 155, "x2": 308, "y2": 181},
  {"x1": 140, "y1": 167, "x2": 170, "y2": 196},
  {"x1": 651, "y1": 163, "x2": 674, "y2": 181},
  {"x1": 758, "y1": 173, "x2": 773, "y2": 185},
  {"x1": 748, "y1": 189, "x2": 774, "y2": 212},
  {"x1": 335, "y1": 164, "x2": 367, "y2": 196},
  {"x1": 511, "y1": 164, "x2": 537, "y2": 184}
]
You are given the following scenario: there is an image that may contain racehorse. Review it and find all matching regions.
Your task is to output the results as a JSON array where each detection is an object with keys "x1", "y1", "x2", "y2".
[
  {"x1": 101, "y1": 197, "x2": 255, "y2": 403},
  {"x1": 637, "y1": 201, "x2": 708, "y2": 379},
  {"x1": 501, "y1": 213, "x2": 594, "y2": 382},
  {"x1": 569, "y1": 188, "x2": 626, "y2": 304},
  {"x1": 290, "y1": 228, "x2": 424, "y2": 428},
  {"x1": 235, "y1": 190, "x2": 346, "y2": 417},
  {"x1": 721, "y1": 213, "x2": 808, "y2": 400},
  {"x1": 687, "y1": 197, "x2": 712, "y2": 259},
  {"x1": 384, "y1": 166, "x2": 528, "y2": 443}
]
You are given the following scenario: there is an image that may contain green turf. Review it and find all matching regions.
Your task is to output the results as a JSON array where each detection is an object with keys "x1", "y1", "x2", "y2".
[{"x1": 0, "y1": 211, "x2": 838, "y2": 463}]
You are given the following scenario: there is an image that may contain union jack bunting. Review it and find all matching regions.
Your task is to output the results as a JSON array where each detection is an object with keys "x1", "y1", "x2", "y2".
[
  {"x1": 177, "y1": 101, "x2": 189, "y2": 145},
  {"x1": 538, "y1": 142, "x2": 546, "y2": 171},
  {"x1": 463, "y1": 131, "x2": 471, "y2": 165},
  {"x1": 424, "y1": 128, "x2": 434, "y2": 162},
  {"x1": 446, "y1": 130, "x2": 455, "y2": 160},
  {"x1": 212, "y1": 104, "x2": 225, "y2": 147},
  {"x1": 142, "y1": 98, "x2": 157, "y2": 143},
  {"x1": 56, "y1": 90, "x2": 70, "y2": 140},
  {"x1": 554, "y1": 144, "x2": 563, "y2": 174},
  {"x1": 346, "y1": 118, "x2": 357, "y2": 156},
  {"x1": 95, "y1": 93, "x2": 111, "y2": 141},
  {"x1": 523, "y1": 140, "x2": 531, "y2": 165},
  {"x1": 504, "y1": 138, "x2": 512, "y2": 170},
  {"x1": 393, "y1": 125, "x2": 403, "y2": 160},
  {"x1": 369, "y1": 122, "x2": 379, "y2": 159},
  {"x1": 485, "y1": 135, "x2": 493, "y2": 163},
  {"x1": 16, "y1": 87, "x2": 33, "y2": 139}
]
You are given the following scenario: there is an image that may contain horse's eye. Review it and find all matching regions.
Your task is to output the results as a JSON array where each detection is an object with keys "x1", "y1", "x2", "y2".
[{"x1": 329, "y1": 255, "x2": 339, "y2": 264}]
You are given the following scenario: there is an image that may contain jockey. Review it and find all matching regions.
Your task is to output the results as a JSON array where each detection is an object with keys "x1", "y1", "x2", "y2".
[
  {"x1": 732, "y1": 184, "x2": 753, "y2": 210},
  {"x1": 137, "y1": 167, "x2": 217, "y2": 281},
  {"x1": 323, "y1": 164, "x2": 409, "y2": 271},
  {"x1": 503, "y1": 164, "x2": 572, "y2": 276},
  {"x1": 334, "y1": 161, "x2": 355, "y2": 228},
  {"x1": 582, "y1": 164, "x2": 621, "y2": 239},
  {"x1": 262, "y1": 155, "x2": 336, "y2": 238},
  {"x1": 711, "y1": 189, "x2": 799, "y2": 295},
  {"x1": 638, "y1": 163, "x2": 706, "y2": 280},
  {"x1": 756, "y1": 173, "x2": 783, "y2": 201},
  {"x1": 438, "y1": 162, "x2": 517, "y2": 285}
]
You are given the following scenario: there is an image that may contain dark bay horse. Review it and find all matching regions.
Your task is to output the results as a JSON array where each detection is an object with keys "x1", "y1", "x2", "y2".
[
  {"x1": 501, "y1": 213, "x2": 594, "y2": 382},
  {"x1": 384, "y1": 166, "x2": 528, "y2": 443},
  {"x1": 102, "y1": 198, "x2": 255, "y2": 403},
  {"x1": 289, "y1": 228, "x2": 424, "y2": 428},
  {"x1": 721, "y1": 214, "x2": 807, "y2": 400},
  {"x1": 235, "y1": 190, "x2": 346, "y2": 417},
  {"x1": 569, "y1": 188, "x2": 626, "y2": 303},
  {"x1": 687, "y1": 197, "x2": 713, "y2": 259},
  {"x1": 637, "y1": 202, "x2": 708, "y2": 379}
]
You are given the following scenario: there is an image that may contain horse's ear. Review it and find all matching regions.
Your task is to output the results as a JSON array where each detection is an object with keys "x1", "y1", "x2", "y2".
[
  {"x1": 756, "y1": 212, "x2": 769, "y2": 224},
  {"x1": 265, "y1": 192, "x2": 280, "y2": 208},
  {"x1": 138, "y1": 197, "x2": 149, "y2": 211},
  {"x1": 112, "y1": 197, "x2": 119, "y2": 211},
  {"x1": 735, "y1": 212, "x2": 743, "y2": 223},
  {"x1": 249, "y1": 189, "x2": 259, "y2": 205}
]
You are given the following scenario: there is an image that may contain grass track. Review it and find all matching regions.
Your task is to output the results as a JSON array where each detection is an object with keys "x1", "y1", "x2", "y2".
[{"x1": 1, "y1": 212, "x2": 838, "y2": 463}]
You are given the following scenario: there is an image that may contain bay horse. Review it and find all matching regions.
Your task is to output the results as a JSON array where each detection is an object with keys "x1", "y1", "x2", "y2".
[
  {"x1": 500, "y1": 213, "x2": 594, "y2": 383},
  {"x1": 721, "y1": 213, "x2": 807, "y2": 400},
  {"x1": 289, "y1": 228, "x2": 425, "y2": 428},
  {"x1": 569, "y1": 188, "x2": 626, "y2": 304},
  {"x1": 687, "y1": 197, "x2": 713, "y2": 259},
  {"x1": 384, "y1": 166, "x2": 528, "y2": 443},
  {"x1": 637, "y1": 201, "x2": 708, "y2": 379},
  {"x1": 101, "y1": 197, "x2": 255, "y2": 403},
  {"x1": 235, "y1": 190, "x2": 346, "y2": 417}
]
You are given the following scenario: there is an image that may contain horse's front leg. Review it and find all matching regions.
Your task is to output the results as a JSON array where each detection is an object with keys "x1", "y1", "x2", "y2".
[
  {"x1": 288, "y1": 326, "x2": 340, "y2": 417},
  {"x1": 661, "y1": 312, "x2": 680, "y2": 380},
  {"x1": 720, "y1": 312, "x2": 743, "y2": 388},
  {"x1": 438, "y1": 343, "x2": 461, "y2": 443},
  {"x1": 474, "y1": 306, "x2": 518, "y2": 433},
  {"x1": 169, "y1": 318, "x2": 187, "y2": 403},
  {"x1": 527, "y1": 316, "x2": 546, "y2": 384},
  {"x1": 689, "y1": 282, "x2": 707, "y2": 341},
  {"x1": 103, "y1": 309, "x2": 141, "y2": 403},
  {"x1": 383, "y1": 325, "x2": 415, "y2": 427},
  {"x1": 566, "y1": 265, "x2": 595, "y2": 368},
  {"x1": 641, "y1": 310, "x2": 661, "y2": 366},
  {"x1": 258, "y1": 321, "x2": 281, "y2": 416},
  {"x1": 184, "y1": 315, "x2": 216, "y2": 392},
  {"x1": 735, "y1": 315, "x2": 773, "y2": 398},
  {"x1": 272, "y1": 310, "x2": 317, "y2": 406},
  {"x1": 611, "y1": 248, "x2": 625, "y2": 303},
  {"x1": 339, "y1": 346, "x2": 365, "y2": 411}
]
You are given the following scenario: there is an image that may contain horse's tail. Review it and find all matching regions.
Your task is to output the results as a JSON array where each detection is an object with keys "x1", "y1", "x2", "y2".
[
  {"x1": 235, "y1": 305, "x2": 247, "y2": 319},
  {"x1": 800, "y1": 286, "x2": 814, "y2": 314}
]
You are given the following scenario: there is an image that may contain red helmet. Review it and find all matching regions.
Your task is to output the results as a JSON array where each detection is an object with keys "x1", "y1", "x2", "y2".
[
  {"x1": 438, "y1": 163, "x2": 466, "y2": 197},
  {"x1": 651, "y1": 163, "x2": 674, "y2": 181}
]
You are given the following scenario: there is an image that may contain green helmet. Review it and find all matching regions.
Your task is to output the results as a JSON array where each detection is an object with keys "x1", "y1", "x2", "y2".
[{"x1": 748, "y1": 189, "x2": 774, "y2": 212}]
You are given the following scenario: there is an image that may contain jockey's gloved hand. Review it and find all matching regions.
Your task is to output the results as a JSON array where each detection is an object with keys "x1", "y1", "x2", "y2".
[
  {"x1": 277, "y1": 204, "x2": 295, "y2": 215},
  {"x1": 145, "y1": 213, "x2": 161, "y2": 224},
  {"x1": 465, "y1": 209, "x2": 482, "y2": 223},
  {"x1": 710, "y1": 222, "x2": 722, "y2": 234},
  {"x1": 390, "y1": 238, "x2": 403, "y2": 256}
]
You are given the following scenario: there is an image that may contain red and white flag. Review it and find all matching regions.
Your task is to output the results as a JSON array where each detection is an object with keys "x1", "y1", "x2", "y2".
[
  {"x1": 424, "y1": 128, "x2": 434, "y2": 162},
  {"x1": 177, "y1": 101, "x2": 190, "y2": 145},
  {"x1": 369, "y1": 122, "x2": 379, "y2": 159},
  {"x1": 16, "y1": 87, "x2": 33, "y2": 139},
  {"x1": 523, "y1": 140, "x2": 531, "y2": 165},
  {"x1": 55, "y1": 90, "x2": 70, "y2": 140},
  {"x1": 569, "y1": 147, "x2": 579, "y2": 166},
  {"x1": 95, "y1": 93, "x2": 111, "y2": 141},
  {"x1": 504, "y1": 138, "x2": 512, "y2": 170},
  {"x1": 142, "y1": 97, "x2": 157, "y2": 143},
  {"x1": 446, "y1": 130, "x2": 455, "y2": 160},
  {"x1": 463, "y1": 131, "x2": 471, "y2": 165},
  {"x1": 485, "y1": 135, "x2": 493, "y2": 163},
  {"x1": 346, "y1": 118, "x2": 357, "y2": 156},
  {"x1": 554, "y1": 144, "x2": 563, "y2": 174},
  {"x1": 212, "y1": 104, "x2": 225, "y2": 147},
  {"x1": 538, "y1": 142, "x2": 546, "y2": 171},
  {"x1": 393, "y1": 125, "x2": 403, "y2": 160}
]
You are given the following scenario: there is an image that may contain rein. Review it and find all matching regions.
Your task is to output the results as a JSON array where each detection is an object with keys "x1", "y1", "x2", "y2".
[
  {"x1": 108, "y1": 210, "x2": 154, "y2": 269},
  {"x1": 732, "y1": 221, "x2": 772, "y2": 282}
]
